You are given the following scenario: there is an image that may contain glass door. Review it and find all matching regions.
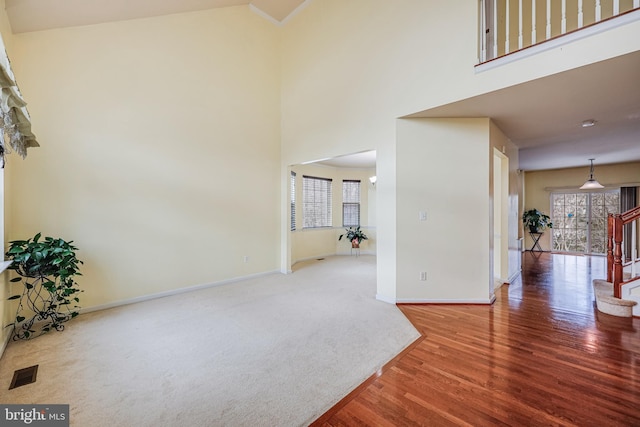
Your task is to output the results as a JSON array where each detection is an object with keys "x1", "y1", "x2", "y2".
[{"x1": 551, "y1": 190, "x2": 620, "y2": 254}]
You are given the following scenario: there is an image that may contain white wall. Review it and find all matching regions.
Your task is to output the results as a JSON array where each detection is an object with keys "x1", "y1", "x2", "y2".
[
  {"x1": 7, "y1": 6, "x2": 282, "y2": 309},
  {"x1": 395, "y1": 118, "x2": 492, "y2": 302}
]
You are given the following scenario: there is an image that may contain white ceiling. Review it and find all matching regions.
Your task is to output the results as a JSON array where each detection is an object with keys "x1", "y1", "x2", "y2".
[
  {"x1": 4, "y1": 0, "x2": 306, "y2": 32},
  {"x1": 4, "y1": 1, "x2": 639, "y2": 171},
  {"x1": 410, "y1": 50, "x2": 640, "y2": 171}
]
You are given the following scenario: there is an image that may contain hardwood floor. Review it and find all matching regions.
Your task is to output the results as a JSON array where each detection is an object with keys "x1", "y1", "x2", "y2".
[{"x1": 312, "y1": 253, "x2": 640, "y2": 426}]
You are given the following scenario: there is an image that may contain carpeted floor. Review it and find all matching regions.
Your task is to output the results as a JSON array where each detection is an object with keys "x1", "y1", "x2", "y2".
[{"x1": 0, "y1": 255, "x2": 419, "y2": 426}]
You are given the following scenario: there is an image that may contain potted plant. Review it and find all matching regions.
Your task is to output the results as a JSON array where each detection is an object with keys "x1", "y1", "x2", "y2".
[
  {"x1": 339, "y1": 226, "x2": 368, "y2": 248},
  {"x1": 522, "y1": 209, "x2": 553, "y2": 233},
  {"x1": 5, "y1": 233, "x2": 83, "y2": 340}
]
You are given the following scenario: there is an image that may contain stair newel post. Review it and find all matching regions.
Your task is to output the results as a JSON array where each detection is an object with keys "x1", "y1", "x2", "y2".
[
  {"x1": 607, "y1": 213, "x2": 614, "y2": 283},
  {"x1": 613, "y1": 214, "x2": 624, "y2": 298}
]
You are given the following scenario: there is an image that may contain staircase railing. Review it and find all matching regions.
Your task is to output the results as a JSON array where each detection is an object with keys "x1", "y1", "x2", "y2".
[
  {"x1": 607, "y1": 206, "x2": 640, "y2": 298},
  {"x1": 479, "y1": 0, "x2": 640, "y2": 62}
]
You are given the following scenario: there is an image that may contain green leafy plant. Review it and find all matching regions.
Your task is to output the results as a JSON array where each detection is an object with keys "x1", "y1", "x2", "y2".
[
  {"x1": 5, "y1": 233, "x2": 83, "y2": 340},
  {"x1": 339, "y1": 226, "x2": 368, "y2": 245},
  {"x1": 522, "y1": 209, "x2": 553, "y2": 233}
]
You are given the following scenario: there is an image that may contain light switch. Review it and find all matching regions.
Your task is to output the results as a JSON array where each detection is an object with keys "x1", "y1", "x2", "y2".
[{"x1": 419, "y1": 211, "x2": 427, "y2": 221}]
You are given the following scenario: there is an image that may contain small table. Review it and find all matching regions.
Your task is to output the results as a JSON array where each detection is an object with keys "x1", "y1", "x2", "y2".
[{"x1": 528, "y1": 232, "x2": 543, "y2": 251}]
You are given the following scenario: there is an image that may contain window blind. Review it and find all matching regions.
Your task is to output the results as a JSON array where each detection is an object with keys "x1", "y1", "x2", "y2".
[
  {"x1": 342, "y1": 180, "x2": 360, "y2": 227},
  {"x1": 290, "y1": 172, "x2": 296, "y2": 231},
  {"x1": 303, "y1": 175, "x2": 332, "y2": 228}
]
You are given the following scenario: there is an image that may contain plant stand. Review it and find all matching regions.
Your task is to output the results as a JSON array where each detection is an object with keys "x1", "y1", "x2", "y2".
[
  {"x1": 528, "y1": 231, "x2": 544, "y2": 251},
  {"x1": 9, "y1": 276, "x2": 78, "y2": 340},
  {"x1": 351, "y1": 241, "x2": 361, "y2": 257}
]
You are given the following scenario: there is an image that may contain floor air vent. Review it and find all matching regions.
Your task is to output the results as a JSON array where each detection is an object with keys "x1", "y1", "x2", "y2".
[{"x1": 9, "y1": 365, "x2": 38, "y2": 390}]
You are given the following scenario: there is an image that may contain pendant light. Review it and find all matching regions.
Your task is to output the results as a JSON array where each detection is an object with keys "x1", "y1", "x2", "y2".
[{"x1": 579, "y1": 159, "x2": 604, "y2": 190}]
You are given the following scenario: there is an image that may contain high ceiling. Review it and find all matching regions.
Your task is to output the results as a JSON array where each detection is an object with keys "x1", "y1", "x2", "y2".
[
  {"x1": 4, "y1": 1, "x2": 639, "y2": 171},
  {"x1": 4, "y1": 0, "x2": 306, "y2": 32}
]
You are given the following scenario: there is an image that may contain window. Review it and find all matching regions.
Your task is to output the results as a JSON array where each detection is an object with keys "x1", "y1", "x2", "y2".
[
  {"x1": 551, "y1": 190, "x2": 620, "y2": 254},
  {"x1": 303, "y1": 175, "x2": 332, "y2": 228},
  {"x1": 290, "y1": 172, "x2": 296, "y2": 231},
  {"x1": 342, "y1": 180, "x2": 360, "y2": 227}
]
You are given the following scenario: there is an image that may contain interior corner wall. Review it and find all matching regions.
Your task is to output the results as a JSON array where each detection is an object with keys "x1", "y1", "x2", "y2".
[
  {"x1": 0, "y1": 2, "x2": 15, "y2": 352},
  {"x1": 395, "y1": 118, "x2": 492, "y2": 303},
  {"x1": 289, "y1": 164, "x2": 376, "y2": 264},
  {"x1": 6, "y1": 6, "x2": 282, "y2": 309},
  {"x1": 489, "y1": 121, "x2": 521, "y2": 284}
]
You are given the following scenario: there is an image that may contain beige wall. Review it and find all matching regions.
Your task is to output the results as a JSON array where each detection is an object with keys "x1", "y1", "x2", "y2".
[
  {"x1": 290, "y1": 163, "x2": 376, "y2": 264},
  {"x1": 6, "y1": 6, "x2": 282, "y2": 309},
  {"x1": 524, "y1": 161, "x2": 640, "y2": 251},
  {"x1": 0, "y1": 2, "x2": 14, "y2": 350},
  {"x1": 395, "y1": 118, "x2": 492, "y2": 302}
]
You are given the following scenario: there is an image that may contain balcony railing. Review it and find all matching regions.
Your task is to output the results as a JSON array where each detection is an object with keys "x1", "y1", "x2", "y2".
[{"x1": 479, "y1": 0, "x2": 640, "y2": 63}]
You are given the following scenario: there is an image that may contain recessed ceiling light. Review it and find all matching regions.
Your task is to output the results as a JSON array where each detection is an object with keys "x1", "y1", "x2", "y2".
[{"x1": 581, "y1": 119, "x2": 596, "y2": 128}]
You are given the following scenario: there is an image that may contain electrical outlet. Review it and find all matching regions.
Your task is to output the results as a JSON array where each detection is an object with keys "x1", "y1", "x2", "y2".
[
  {"x1": 243, "y1": 256, "x2": 249, "y2": 263},
  {"x1": 419, "y1": 211, "x2": 427, "y2": 221},
  {"x1": 420, "y1": 272, "x2": 427, "y2": 281}
]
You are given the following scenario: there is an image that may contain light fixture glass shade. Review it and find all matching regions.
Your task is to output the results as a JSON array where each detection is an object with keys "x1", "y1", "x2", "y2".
[
  {"x1": 369, "y1": 176, "x2": 377, "y2": 185},
  {"x1": 579, "y1": 179, "x2": 604, "y2": 190},
  {"x1": 579, "y1": 159, "x2": 604, "y2": 189}
]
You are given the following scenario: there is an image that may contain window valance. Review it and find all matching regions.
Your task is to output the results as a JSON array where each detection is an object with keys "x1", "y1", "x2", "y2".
[{"x1": 0, "y1": 35, "x2": 38, "y2": 166}]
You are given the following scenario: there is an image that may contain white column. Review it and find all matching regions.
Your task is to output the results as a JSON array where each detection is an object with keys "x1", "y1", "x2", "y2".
[
  {"x1": 480, "y1": 0, "x2": 487, "y2": 62},
  {"x1": 561, "y1": 0, "x2": 567, "y2": 34},
  {"x1": 532, "y1": 0, "x2": 537, "y2": 44},
  {"x1": 614, "y1": 0, "x2": 620, "y2": 15},
  {"x1": 505, "y1": 0, "x2": 511, "y2": 54},
  {"x1": 493, "y1": 0, "x2": 498, "y2": 59},
  {"x1": 518, "y1": 0, "x2": 523, "y2": 49},
  {"x1": 595, "y1": 0, "x2": 602, "y2": 22},
  {"x1": 578, "y1": 0, "x2": 584, "y2": 28},
  {"x1": 546, "y1": 0, "x2": 552, "y2": 39}
]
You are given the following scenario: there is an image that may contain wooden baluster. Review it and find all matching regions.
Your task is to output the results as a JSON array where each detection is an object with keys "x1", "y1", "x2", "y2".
[
  {"x1": 531, "y1": 0, "x2": 537, "y2": 45},
  {"x1": 607, "y1": 214, "x2": 614, "y2": 283},
  {"x1": 505, "y1": 0, "x2": 511, "y2": 54},
  {"x1": 613, "y1": 214, "x2": 623, "y2": 298},
  {"x1": 561, "y1": 0, "x2": 567, "y2": 34},
  {"x1": 546, "y1": 0, "x2": 552, "y2": 39},
  {"x1": 480, "y1": 0, "x2": 486, "y2": 62},
  {"x1": 578, "y1": 0, "x2": 584, "y2": 28},
  {"x1": 595, "y1": 0, "x2": 602, "y2": 22},
  {"x1": 518, "y1": 0, "x2": 523, "y2": 49},
  {"x1": 493, "y1": 0, "x2": 498, "y2": 59},
  {"x1": 614, "y1": 0, "x2": 620, "y2": 15}
]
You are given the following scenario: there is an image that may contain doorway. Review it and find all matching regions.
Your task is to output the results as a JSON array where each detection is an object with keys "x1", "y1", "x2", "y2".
[{"x1": 550, "y1": 190, "x2": 620, "y2": 254}]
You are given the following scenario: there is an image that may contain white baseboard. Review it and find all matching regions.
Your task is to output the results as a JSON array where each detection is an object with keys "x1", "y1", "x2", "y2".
[
  {"x1": 292, "y1": 252, "x2": 375, "y2": 266},
  {"x1": 80, "y1": 269, "x2": 280, "y2": 315},
  {"x1": 396, "y1": 297, "x2": 496, "y2": 305},
  {"x1": 0, "y1": 328, "x2": 11, "y2": 360},
  {"x1": 507, "y1": 269, "x2": 522, "y2": 284},
  {"x1": 375, "y1": 293, "x2": 396, "y2": 304}
]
